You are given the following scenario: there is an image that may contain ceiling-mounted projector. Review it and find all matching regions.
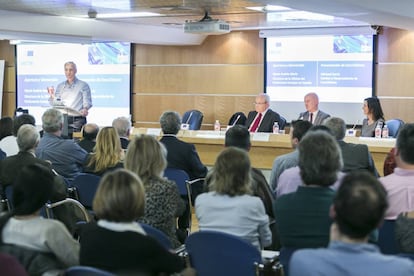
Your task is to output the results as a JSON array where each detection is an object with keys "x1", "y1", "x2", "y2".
[{"x1": 184, "y1": 10, "x2": 230, "y2": 35}]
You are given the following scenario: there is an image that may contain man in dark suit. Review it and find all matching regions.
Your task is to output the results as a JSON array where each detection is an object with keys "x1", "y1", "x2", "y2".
[
  {"x1": 245, "y1": 93, "x2": 283, "y2": 132},
  {"x1": 324, "y1": 117, "x2": 379, "y2": 177},
  {"x1": 159, "y1": 111, "x2": 208, "y2": 188},
  {"x1": 77, "y1": 123, "x2": 99, "y2": 153},
  {"x1": 298, "y1": 92, "x2": 330, "y2": 125},
  {"x1": 0, "y1": 124, "x2": 82, "y2": 233}
]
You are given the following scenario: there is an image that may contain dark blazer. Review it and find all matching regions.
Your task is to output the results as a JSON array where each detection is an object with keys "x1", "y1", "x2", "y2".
[
  {"x1": 338, "y1": 140, "x2": 379, "y2": 177},
  {"x1": 77, "y1": 139, "x2": 95, "y2": 153},
  {"x1": 120, "y1": 137, "x2": 129, "y2": 150},
  {"x1": 245, "y1": 109, "x2": 282, "y2": 132},
  {"x1": 298, "y1": 110, "x2": 330, "y2": 125},
  {"x1": 0, "y1": 151, "x2": 83, "y2": 233},
  {"x1": 159, "y1": 136, "x2": 207, "y2": 180}
]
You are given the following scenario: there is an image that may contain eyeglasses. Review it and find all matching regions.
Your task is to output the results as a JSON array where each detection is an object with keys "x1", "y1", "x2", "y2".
[{"x1": 254, "y1": 102, "x2": 266, "y2": 105}]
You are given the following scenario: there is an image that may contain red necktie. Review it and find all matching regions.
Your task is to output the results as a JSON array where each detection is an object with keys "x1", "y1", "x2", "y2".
[
  {"x1": 250, "y1": 113, "x2": 262, "y2": 132},
  {"x1": 310, "y1": 113, "x2": 313, "y2": 124}
]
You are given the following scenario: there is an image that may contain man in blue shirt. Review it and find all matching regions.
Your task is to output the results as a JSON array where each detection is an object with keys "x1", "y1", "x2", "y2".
[
  {"x1": 36, "y1": 108, "x2": 87, "y2": 182},
  {"x1": 48, "y1": 61, "x2": 92, "y2": 133},
  {"x1": 290, "y1": 171, "x2": 414, "y2": 276}
]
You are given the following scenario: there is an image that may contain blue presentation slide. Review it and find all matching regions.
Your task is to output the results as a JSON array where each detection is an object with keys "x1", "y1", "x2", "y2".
[{"x1": 16, "y1": 42, "x2": 131, "y2": 126}]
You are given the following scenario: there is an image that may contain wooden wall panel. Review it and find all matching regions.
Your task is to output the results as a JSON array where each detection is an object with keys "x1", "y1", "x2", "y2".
[
  {"x1": 377, "y1": 64, "x2": 414, "y2": 97},
  {"x1": 378, "y1": 99, "x2": 414, "y2": 123},
  {"x1": 0, "y1": 41, "x2": 16, "y2": 117},
  {"x1": 134, "y1": 31, "x2": 263, "y2": 65},
  {"x1": 133, "y1": 65, "x2": 263, "y2": 94},
  {"x1": 132, "y1": 94, "x2": 256, "y2": 129},
  {"x1": 377, "y1": 28, "x2": 414, "y2": 63}
]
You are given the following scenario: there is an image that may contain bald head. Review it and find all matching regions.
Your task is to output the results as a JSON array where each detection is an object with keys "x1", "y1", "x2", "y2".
[
  {"x1": 304, "y1": 92, "x2": 319, "y2": 113},
  {"x1": 82, "y1": 123, "x2": 99, "y2": 141}
]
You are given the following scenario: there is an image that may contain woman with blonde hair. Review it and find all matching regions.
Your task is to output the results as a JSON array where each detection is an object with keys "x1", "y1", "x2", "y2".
[
  {"x1": 195, "y1": 147, "x2": 272, "y2": 250},
  {"x1": 83, "y1": 126, "x2": 123, "y2": 175},
  {"x1": 79, "y1": 169, "x2": 194, "y2": 275},
  {"x1": 124, "y1": 134, "x2": 185, "y2": 248}
]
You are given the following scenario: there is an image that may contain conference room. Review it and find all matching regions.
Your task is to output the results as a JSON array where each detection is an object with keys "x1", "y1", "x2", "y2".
[{"x1": 0, "y1": 0, "x2": 414, "y2": 275}]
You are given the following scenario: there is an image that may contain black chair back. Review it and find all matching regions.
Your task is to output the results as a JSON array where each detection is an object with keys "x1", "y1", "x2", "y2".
[
  {"x1": 182, "y1": 110, "x2": 203, "y2": 130},
  {"x1": 228, "y1": 112, "x2": 247, "y2": 126}
]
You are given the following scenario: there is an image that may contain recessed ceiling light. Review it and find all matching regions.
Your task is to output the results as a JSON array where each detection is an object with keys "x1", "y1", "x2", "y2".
[
  {"x1": 246, "y1": 5, "x2": 292, "y2": 12},
  {"x1": 97, "y1": 12, "x2": 163, "y2": 18}
]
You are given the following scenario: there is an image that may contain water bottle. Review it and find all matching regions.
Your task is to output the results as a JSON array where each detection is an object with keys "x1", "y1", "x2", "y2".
[
  {"x1": 375, "y1": 124, "x2": 382, "y2": 138},
  {"x1": 382, "y1": 124, "x2": 389, "y2": 138},
  {"x1": 214, "y1": 120, "x2": 221, "y2": 131},
  {"x1": 273, "y1": 122, "x2": 279, "y2": 134}
]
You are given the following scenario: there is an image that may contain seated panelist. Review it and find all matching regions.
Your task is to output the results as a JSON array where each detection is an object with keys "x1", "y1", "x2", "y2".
[
  {"x1": 245, "y1": 93, "x2": 282, "y2": 133},
  {"x1": 298, "y1": 92, "x2": 330, "y2": 125}
]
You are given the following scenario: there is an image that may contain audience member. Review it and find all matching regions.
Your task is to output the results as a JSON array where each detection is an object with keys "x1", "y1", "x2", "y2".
[
  {"x1": 0, "y1": 117, "x2": 13, "y2": 141},
  {"x1": 275, "y1": 126, "x2": 345, "y2": 198},
  {"x1": 77, "y1": 123, "x2": 99, "y2": 153},
  {"x1": 83, "y1": 127, "x2": 123, "y2": 176},
  {"x1": 0, "y1": 116, "x2": 16, "y2": 156},
  {"x1": 290, "y1": 171, "x2": 414, "y2": 276},
  {"x1": 269, "y1": 120, "x2": 312, "y2": 191},
  {"x1": 383, "y1": 147, "x2": 397, "y2": 176},
  {"x1": 196, "y1": 147, "x2": 272, "y2": 251},
  {"x1": 245, "y1": 93, "x2": 283, "y2": 133},
  {"x1": 112, "y1": 116, "x2": 131, "y2": 150},
  {"x1": 395, "y1": 210, "x2": 414, "y2": 254},
  {"x1": 0, "y1": 124, "x2": 82, "y2": 233},
  {"x1": 361, "y1": 96, "x2": 385, "y2": 137},
  {"x1": 0, "y1": 164, "x2": 79, "y2": 268},
  {"x1": 79, "y1": 169, "x2": 194, "y2": 275},
  {"x1": 324, "y1": 117, "x2": 379, "y2": 176},
  {"x1": 159, "y1": 111, "x2": 207, "y2": 195},
  {"x1": 380, "y1": 123, "x2": 414, "y2": 219},
  {"x1": 224, "y1": 125, "x2": 275, "y2": 218},
  {"x1": 298, "y1": 92, "x2": 330, "y2": 125},
  {"x1": 0, "y1": 114, "x2": 36, "y2": 157},
  {"x1": 35, "y1": 108, "x2": 87, "y2": 182},
  {"x1": 124, "y1": 135, "x2": 185, "y2": 248},
  {"x1": 275, "y1": 130, "x2": 342, "y2": 249}
]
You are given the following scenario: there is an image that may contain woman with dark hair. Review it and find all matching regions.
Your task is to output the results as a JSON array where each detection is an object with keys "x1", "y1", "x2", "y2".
[
  {"x1": 0, "y1": 164, "x2": 79, "y2": 267},
  {"x1": 79, "y1": 169, "x2": 194, "y2": 275},
  {"x1": 0, "y1": 117, "x2": 13, "y2": 141},
  {"x1": 361, "y1": 96, "x2": 385, "y2": 137}
]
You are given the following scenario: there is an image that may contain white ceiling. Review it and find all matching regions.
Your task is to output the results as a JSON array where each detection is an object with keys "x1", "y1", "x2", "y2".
[{"x1": 0, "y1": 0, "x2": 413, "y2": 45}]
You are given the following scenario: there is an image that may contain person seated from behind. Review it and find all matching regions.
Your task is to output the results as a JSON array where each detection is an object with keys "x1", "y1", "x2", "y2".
[
  {"x1": 298, "y1": 92, "x2": 330, "y2": 125},
  {"x1": 0, "y1": 116, "x2": 19, "y2": 157},
  {"x1": 83, "y1": 127, "x2": 123, "y2": 176},
  {"x1": 159, "y1": 111, "x2": 207, "y2": 197},
  {"x1": 0, "y1": 114, "x2": 36, "y2": 157},
  {"x1": 290, "y1": 171, "x2": 414, "y2": 276},
  {"x1": 275, "y1": 130, "x2": 343, "y2": 250},
  {"x1": 77, "y1": 123, "x2": 99, "y2": 153},
  {"x1": 380, "y1": 123, "x2": 414, "y2": 219},
  {"x1": 112, "y1": 116, "x2": 131, "y2": 150},
  {"x1": 124, "y1": 135, "x2": 185, "y2": 248},
  {"x1": 324, "y1": 117, "x2": 379, "y2": 177},
  {"x1": 223, "y1": 125, "x2": 275, "y2": 219},
  {"x1": 79, "y1": 169, "x2": 195, "y2": 275},
  {"x1": 275, "y1": 126, "x2": 345, "y2": 198},
  {"x1": 36, "y1": 108, "x2": 87, "y2": 182},
  {"x1": 0, "y1": 164, "x2": 79, "y2": 268},
  {"x1": 269, "y1": 120, "x2": 312, "y2": 192},
  {"x1": 245, "y1": 93, "x2": 283, "y2": 133},
  {"x1": 196, "y1": 147, "x2": 272, "y2": 251},
  {"x1": 361, "y1": 96, "x2": 385, "y2": 137},
  {"x1": 0, "y1": 124, "x2": 82, "y2": 233}
]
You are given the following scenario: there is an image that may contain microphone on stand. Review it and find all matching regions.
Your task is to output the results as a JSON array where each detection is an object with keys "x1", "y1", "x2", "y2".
[
  {"x1": 232, "y1": 114, "x2": 241, "y2": 126},
  {"x1": 185, "y1": 112, "x2": 193, "y2": 124}
]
